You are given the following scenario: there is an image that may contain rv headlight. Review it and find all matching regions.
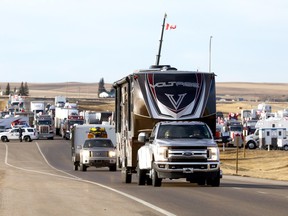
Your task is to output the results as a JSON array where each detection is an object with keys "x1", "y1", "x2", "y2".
[
  {"x1": 108, "y1": 150, "x2": 116, "y2": 157},
  {"x1": 156, "y1": 147, "x2": 168, "y2": 161},
  {"x1": 207, "y1": 147, "x2": 219, "y2": 161}
]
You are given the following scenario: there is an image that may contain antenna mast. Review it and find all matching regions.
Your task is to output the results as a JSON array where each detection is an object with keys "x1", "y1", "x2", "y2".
[{"x1": 155, "y1": 13, "x2": 167, "y2": 66}]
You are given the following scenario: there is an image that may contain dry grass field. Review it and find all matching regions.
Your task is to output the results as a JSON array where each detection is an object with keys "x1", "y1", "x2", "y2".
[
  {"x1": 220, "y1": 149, "x2": 288, "y2": 181},
  {"x1": 1, "y1": 81, "x2": 288, "y2": 181}
]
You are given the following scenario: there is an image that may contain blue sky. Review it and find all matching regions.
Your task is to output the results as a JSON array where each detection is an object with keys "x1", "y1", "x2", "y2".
[{"x1": 0, "y1": 0, "x2": 288, "y2": 84}]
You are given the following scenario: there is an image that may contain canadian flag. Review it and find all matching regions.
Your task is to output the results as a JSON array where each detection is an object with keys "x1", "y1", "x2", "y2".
[{"x1": 165, "y1": 23, "x2": 176, "y2": 30}]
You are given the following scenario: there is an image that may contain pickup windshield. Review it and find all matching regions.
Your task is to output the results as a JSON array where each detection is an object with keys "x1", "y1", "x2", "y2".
[
  {"x1": 84, "y1": 139, "x2": 114, "y2": 148},
  {"x1": 157, "y1": 125, "x2": 212, "y2": 139}
]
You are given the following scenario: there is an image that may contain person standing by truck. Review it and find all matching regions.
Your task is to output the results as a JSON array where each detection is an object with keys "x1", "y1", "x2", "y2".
[{"x1": 19, "y1": 127, "x2": 23, "y2": 142}]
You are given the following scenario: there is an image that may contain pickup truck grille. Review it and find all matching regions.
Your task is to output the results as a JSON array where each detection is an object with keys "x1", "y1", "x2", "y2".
[
  {"x1": 91, "y1": 151, "x2": 108, "y2": 157},
  {"x1": 168, "y1": 148, "x2": 208, "y2": 162},
  {"x1": 169, "y1": 164, "x2": 208, "y2": 169}
]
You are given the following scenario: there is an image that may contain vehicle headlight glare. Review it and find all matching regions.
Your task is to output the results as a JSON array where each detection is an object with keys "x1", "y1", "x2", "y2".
[
  {"x1": 109, "y1": 151, "x2": 116, "y2": 157},
  {"x1": 82, "y1": 150, "x2": 90, "y2": 161},
  {"x1": 207, "y1": 147, "x2": 219, "y2": 161},
  {"x1": 157, "y1": 147, "x2": 168, "y2": 161}
]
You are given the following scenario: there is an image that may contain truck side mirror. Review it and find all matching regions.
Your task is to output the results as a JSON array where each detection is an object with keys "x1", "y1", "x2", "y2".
[
  {"x1": 77, "y1": 145, "x2": 82, "y2": 149},
  {"x1": 138, "y1": 132, "x2": 148, "y2": 143}
]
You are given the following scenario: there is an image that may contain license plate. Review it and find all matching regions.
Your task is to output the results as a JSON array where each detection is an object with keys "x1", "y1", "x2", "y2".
[{"x1": 183, "y1": 168, "x2": 194, "y2": 173}]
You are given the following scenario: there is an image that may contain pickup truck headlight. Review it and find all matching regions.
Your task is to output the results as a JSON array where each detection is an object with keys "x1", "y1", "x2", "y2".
[
  {"x1": 207, "y1": 147, "x2": 219, "y2": 161},
  {"x1": 156, "y1": 147, "x2": 168, "y2": 161},
  {"x1": 108, "y1": 150, "x2": 116, "y2": 157}
]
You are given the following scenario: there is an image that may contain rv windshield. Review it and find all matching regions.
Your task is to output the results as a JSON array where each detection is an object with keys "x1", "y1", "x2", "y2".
[{"x1": 157, "y1": 125, "x2": 212, "y2": 139}]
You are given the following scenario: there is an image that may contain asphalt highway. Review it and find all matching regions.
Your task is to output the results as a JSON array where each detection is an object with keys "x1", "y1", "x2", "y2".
[{"x1": 1, "y1": 138, "x2": 288, "y2": 216}]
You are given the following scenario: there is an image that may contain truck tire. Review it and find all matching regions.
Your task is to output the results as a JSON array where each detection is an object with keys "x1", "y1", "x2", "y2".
[
  {"x1": 80, "y1": 164, "x2": 87, "y2": 172},
  {"x1": 73, "y1": 163, "x2": 79, "y2": 171},
  {"x1": 283, "y1": 145, "x2": 288, "y2": 151},
  {"x1": 151, "y1": 167, "x2": 162, "y2": 187},
  {"x1": 1, "y1": 136, "x2": 8, "y2": 142},
  {"x1": 137, "y1": 162, "x2": 146, "y2": 185},
  {"x1": 109, "y1": 164, "x2": 117, "y2": 171},
  {"x1": 197, "y1": 178, "x2": 206, "y2": 186},
  {"x1": 146, "y1": 177, "x2": 152, "y2": 185},
  {"x1": 247, "y1": 141, "x2": 256, "y2": 149},
  {"x1": 207, "y1": 171, "x2": 220, "y2": 187},
  {"x1": 207, "y1": 177, "x2": 220, "y2": 187},
  {"x1": 121, "y1": 167, "x2": 132, "y2": 183}
]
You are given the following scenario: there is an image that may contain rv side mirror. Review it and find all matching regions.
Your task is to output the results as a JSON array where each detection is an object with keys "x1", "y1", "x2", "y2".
[{"x1": 138, "y1": 132, "x2": 148, "y2": 143}]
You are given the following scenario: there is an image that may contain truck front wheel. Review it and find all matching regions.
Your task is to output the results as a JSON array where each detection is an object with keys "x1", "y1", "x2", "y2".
[
  {"x1": 80, "y1": 164, "x2": 87, "y2": 172},
  {"x1": 109, "y1": 164, "x2": 117, "y2": 171},
  {"x1": 151, "y1": 166, "x2": 162, "y2": 187},
  {"x1": 137, "y1": 162, "x2": 146, "y2": 185},
  {"x1": 207, "y1": 172, "x2": 220, "y2": 187},
  {"x1": 197, "y1": 178, "x2": 206, "y2": 186},
  {"x1": 247, "y1": 141, "x2": 256, "y2": 149},
  {"x1": 73, "y1": 162, "x2": 79, "y2": 171}
]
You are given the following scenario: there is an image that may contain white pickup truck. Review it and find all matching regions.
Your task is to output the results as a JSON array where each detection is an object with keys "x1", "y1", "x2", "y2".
[
  {"x1": 79, "y1": 138, "x2": 116, "y2": 171},
  {"x1": 137, "y1": 121, "x2": 221, "y2": 187}
]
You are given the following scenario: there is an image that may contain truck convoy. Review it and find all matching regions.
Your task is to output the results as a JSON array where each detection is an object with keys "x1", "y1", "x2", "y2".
[{"x1": 113, "y1": 65, "x2": 221, "y2": 187}]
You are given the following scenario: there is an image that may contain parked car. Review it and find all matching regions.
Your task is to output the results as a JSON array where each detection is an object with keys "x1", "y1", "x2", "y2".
[{"x1": 0, "y1": 127, "x2": 39, "y2": 142}]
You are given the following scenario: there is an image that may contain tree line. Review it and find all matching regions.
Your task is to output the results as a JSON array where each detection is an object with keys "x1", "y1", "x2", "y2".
[
  {"x1": 3, "y1": 78, "x2": 111, "y2": 97},
  {"x1": 3, "y1": 82, "x2": 29, "y2": 96}
]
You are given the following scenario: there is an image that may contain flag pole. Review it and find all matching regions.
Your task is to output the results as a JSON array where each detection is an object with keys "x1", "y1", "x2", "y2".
[{"x1": 155, "y1": 13, "x2": 167, "y2": 66}]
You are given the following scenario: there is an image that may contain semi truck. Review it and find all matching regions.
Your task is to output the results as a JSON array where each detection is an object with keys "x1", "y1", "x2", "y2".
[
  {"x1": 54, "y1": 105, "x2": 78, "y2": 135},
  {"x1": 34, "y1": 114, "x2": 54, "y2": 139},
  {"x1": 9, "y1": 95, "x2": 25, "y2": 112},
  {"x1": 30, "y1": 101, "x2": 45, "y2": 114},
  {"x1": 55, "y1": 96, "x2": 66, "y2": 107},
  {"x1": 60, "y1": 115, "x2": 84, "y2": 139},
  {"x1": 113, "y1": 65, "x2": 221, "y2": 187}
]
